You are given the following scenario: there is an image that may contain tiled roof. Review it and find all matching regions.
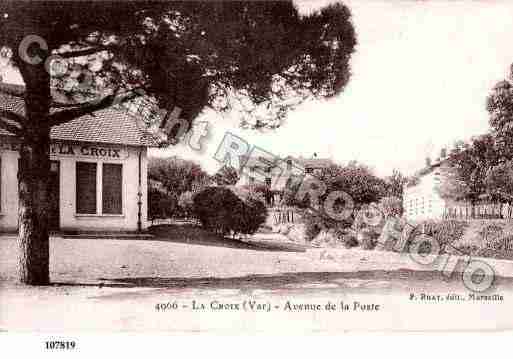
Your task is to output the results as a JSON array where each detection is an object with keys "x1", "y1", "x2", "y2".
[
  {"x1": 239, "y1": 154, "x2": 333, "y2": 170},
  {"x1": 50, "y1": 108, "x2": 160, "y2": 147},
  {"x1": 289, "y1": 157, "x2": 333, "y2": 169},
  {"x1": 241, "y1": 154, "x2": 279, "y2": 169},
  {"x1": 0, "y1": 83, "x2": 160, "y2": 147}
]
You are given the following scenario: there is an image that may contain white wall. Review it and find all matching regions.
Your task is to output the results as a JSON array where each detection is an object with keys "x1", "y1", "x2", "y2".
[
  {"x1": 0, "y1": 140, "x2": 149, "y2": 232},
  {"x1": 0, "y1": 149, "x2": 20, "y2": 231},
  {"x1": 403, "y1": 171, "x2": 446, "y2": 221}
]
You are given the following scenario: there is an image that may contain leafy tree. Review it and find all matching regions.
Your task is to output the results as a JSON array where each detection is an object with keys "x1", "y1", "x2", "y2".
[
  {"x1": 148, "y1": 180, "x2": 178, "y2": 220},
  {"x1": 384, "y1": 169, "x2": 407, "y2": 199},
  {"x1": 487, "y1": 79, "x2": 513, "y2": 162},
  {"x1": 351, "y1": 197, "x2": 401, "y2": 240},
  {"x1": 485, "y1": 162, "x2": 513, "y2": 203},
  {"x1": 318, "y1": 161, "x2": 388, "y2": 208},
  {"x1": 300, "y1": 161, "x2": 388, "y2": 238},
  {"x1": 213, "y1": 165, "x2": 240, "y2": 186},
  {"x1": 435, "y1": 162, "x2": 471, "y2": 202},
  {"x1": 0, "y1": 1, "x2": 356, "y2": 284},
  {"x1": 149, "y1": 157, "x2": 210, "y2": 197},
  {"x1": 446, "y1": 134, "x2": 498, "y2": 204}
]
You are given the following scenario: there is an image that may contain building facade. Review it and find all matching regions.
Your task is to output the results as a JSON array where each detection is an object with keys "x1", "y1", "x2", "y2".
[
  {"x1": 403, "y1": 160, "x2": 468, "y2": 222},
  {"x1": 0, "y1": 87, "x2": 159, "y2": 233},
  {"x1": 236, "y1": 155, "x2": 333, "y2": 206},
  {"x1": 403, "y1": 165, "x2": 446, "y2": 221}
]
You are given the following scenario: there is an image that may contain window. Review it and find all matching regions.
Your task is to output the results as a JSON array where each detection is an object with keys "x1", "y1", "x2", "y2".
[
  {"x1": 76, "y1": 162, "x2": 124, "y2": 215},
  {"x1": 76, "y1": 162, "x2": 97, "y2": 214},
  {"x1": 265, "y1": 177, "x2": 272, "y2": 187},
  {"x1": 102, "y1": 163, "x2": 123, "y2": 214},
  {"x1": 305, "y1": 167, "x2": 313, "y2": 174}
]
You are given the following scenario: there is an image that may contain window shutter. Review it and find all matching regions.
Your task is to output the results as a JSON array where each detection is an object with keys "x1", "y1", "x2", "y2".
[
  {"x1": 76, "y1": 162, "x2": 97, "y2": 214},
  {"x1": 102, "y1": 163, "x2": 123, "y2": 214}
]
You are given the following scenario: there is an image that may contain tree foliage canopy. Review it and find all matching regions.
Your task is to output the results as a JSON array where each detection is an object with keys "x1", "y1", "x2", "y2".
[
  {"x1": 213, "y1": 165, "x2": 240, "y2": 186},
  {"x1": 0, "y1": 1, "x2": 357, "y2": 132},
  {"x1": 485, "y1": 161, "x2": 513, "y2": 203},
  {"x1": 445, "y1": 133, "x2": 499, "y2": 203},
  {"x1": 318, "y1": 161, "x2": 388, "y2": 207},
  {"x1": 384, "y1": 169, "x2": 407, "y2": 199},
  {"x1": 148, "y1": 156, "x2": 210, "y2": 196},
  {"x1": 487, "y1": 79, "x2": 513, "y2": 161}
]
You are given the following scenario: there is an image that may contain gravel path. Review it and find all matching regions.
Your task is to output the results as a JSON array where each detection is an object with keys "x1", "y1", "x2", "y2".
[{"x1": 2, "y1": 234, "x2": 513, "y2": 331}]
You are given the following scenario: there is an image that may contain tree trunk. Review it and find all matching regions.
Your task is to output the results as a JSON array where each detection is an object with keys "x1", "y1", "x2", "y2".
[
  {"x1": 17, "y1": 134, "x2": 51, "y2": 285},
  {"x1": 15, "y1": 53, "x2": 52, "y2": 285}
]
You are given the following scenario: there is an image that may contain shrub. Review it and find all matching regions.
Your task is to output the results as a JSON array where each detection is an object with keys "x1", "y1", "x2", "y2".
[
  {"x1": 479, "y1": 224, "x2": 504, "y2": 249},
  {"x1": 359, "y1": 229, "x2": 378, "y2": 250},
  {"x1": 193, "y1": 186, "x2": 268, "y2": 236},
  {"x1": 413, "y1": 220, "x2": 469, "y2": 254},
  {"x1": 193, "y1": 187, "x2": 243, "y2": 234},
  {"x1": 353, "y1": 203, "x2": 384, "y2": 235},
  {"x1": 477, "y1": 234, "x2": 513, "y2": 260},
  {"x1": 303, "y1": 211, "x2": 324, "y2": 241},
  {"x1": 303, "y1": 204, "x2": 354, "y2": 242},
  {"x1": 178, "y1": 191, "x2": 195, "y2": 219},
  {"x1": 342, "y1": 234, "x2": 358, "y2": 248},
  {"x1": 231, "y1": 185, "x2": 266, "y2": 204},
  {"x1": 148, "y1": 186, "x2": 178, "y2": 219},
  {"x1": 231, "y1": 196, "x2": 269, "y2": 235},
  {"x1": 376, "y1": 217, "x2": 410, "y2": 252},
  {"x1": 454, "y1": 244, "x2": 481, "y2": 256},
  {"x1": 378, "y1": 196, "x2": 403, "y2": 219},
  {"x1": 213, "y1": 165, "x2": 240, "y2": 186}
]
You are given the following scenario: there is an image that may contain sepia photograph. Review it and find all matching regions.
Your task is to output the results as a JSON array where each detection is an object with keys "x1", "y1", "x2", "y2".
[{"x1": 1, "y1": 0, "x2": 513, "y2": 343}]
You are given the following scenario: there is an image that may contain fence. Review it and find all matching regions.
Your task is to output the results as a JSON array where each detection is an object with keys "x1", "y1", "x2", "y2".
[
  {"x1": 270, "y1": 207, "x2": 301, "y2": 225},
  {"x1": 443, "y1": 203, "x2": 513, "y2": 220}
]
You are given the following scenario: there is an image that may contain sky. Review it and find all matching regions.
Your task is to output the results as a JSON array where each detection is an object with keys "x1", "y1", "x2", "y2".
[
  {"x1": 156, "y1": 0, "x2": 513, "y2": 176},
  {"x1": 3, "y1": 1, "x2": 513, "y2": 177}
]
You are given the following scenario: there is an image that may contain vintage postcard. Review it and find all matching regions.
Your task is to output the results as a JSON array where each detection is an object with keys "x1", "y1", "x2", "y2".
[{"x1": 1, "y1": 0, "x2": 513, "y2": 340}]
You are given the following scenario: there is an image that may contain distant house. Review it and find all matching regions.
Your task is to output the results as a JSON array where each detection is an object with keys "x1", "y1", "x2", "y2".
[
  {"x1": 403, "y1": 157, "x2": 469, "y2": 221},
  {"x1": 0, "y1": 83, "x2": 160, "y2": 233},
  {"x1": 236, "y1": 154, "x2": 333, "y2": 206}
]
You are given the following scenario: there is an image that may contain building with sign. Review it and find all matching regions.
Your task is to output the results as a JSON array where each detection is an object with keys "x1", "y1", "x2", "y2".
[{"x1": 0, "y1": 84, "x2": 159, "y2": 233}]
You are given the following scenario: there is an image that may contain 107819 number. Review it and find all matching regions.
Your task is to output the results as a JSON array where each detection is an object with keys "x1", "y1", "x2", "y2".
[{"x1": 45, "y1": 341, "x2": 76, "y2": 350}]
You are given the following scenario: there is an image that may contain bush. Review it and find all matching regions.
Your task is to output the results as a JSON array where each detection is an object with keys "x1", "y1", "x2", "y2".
[
  {"x1": 477, "y1": 234, "x2": 513, "y2": 260},
  {"x1": 231, "y1": 185, "x2": 266, "y2": 204},
  {"x1": 375, "y1": 217, "x2": 408, "y2": 252},
  {"x1": 342, "y1": 234, "x2": 358, "y2": 248},
  {"x1": 353, "y1": 203, "x2": 384, "y2": 235},
  {"x1": 232, "y1": 196, "x2": 268, "y2": 235},
  {"x1": 178, "y1": 191, "x2": 195, "y2": 219},
  {"x1": 412, "y1": 220, "x2": 469, "y2": 254},
  {"x1": 378, "y1": 196, "x2": 403, "y2": 219},
  {"x1": 359, "y1": 229, "x2": 378, "y2": 250},
  {"x1": 454, "y1": 244, "x2": 481, "y2": 256},
  {"x1": 479, "y1": 224, "x2": 505, "y2": 249},
  {"x1": 148, "y1": 187, "x2": 178, "y2": 219},
  {"x1": 303, "y1": 211, "x2": 324, "y2": 241},
  {"x1": 193, "y1": 186, "x2": 267, "y2": 236}
]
